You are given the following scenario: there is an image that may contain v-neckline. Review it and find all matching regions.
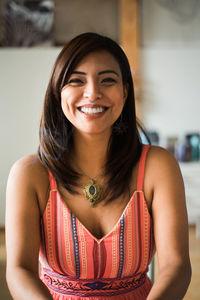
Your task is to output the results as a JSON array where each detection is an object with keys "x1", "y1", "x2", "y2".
[{"x1": 58, "y1": 189, "x2": 144, "y2": 244}]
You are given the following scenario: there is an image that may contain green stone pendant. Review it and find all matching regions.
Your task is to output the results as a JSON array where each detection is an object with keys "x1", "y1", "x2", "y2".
[{"x1": 83, "y1": 179, "x2": 102, "y2": 207}]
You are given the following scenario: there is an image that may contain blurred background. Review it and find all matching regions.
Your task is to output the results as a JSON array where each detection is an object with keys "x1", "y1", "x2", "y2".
[{"x1": 0, "y1": 0, "x2": 199, "y2": 299}]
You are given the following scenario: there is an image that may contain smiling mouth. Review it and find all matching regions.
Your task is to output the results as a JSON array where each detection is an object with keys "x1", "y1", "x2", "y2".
[{"x1": 78, "y1": 106, "x2": 107, "y2": 115}]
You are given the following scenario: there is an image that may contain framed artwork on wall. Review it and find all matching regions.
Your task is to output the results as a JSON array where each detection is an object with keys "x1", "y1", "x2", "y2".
[
  {"x1": 0, "y1": 0, "x2": 119, "y2": 47},
  {"x1": 0, "y1": 0, "x2": 54, "y2": 47}
]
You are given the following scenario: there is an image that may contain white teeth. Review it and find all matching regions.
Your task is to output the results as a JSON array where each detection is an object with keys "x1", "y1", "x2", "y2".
[{"x1": 79, "y1": 107, "x2": 106, "y2": 114}]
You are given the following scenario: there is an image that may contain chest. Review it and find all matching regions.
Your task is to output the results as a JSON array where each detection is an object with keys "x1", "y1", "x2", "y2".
[{"x1": 59, "y1": 188, "x2": 131, "y2": 240}]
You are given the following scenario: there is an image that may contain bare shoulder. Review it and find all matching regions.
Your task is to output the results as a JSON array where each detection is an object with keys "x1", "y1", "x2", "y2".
[
  {"x1": 8, "y1": 154, "x2": 48, "y2": 187},
  {"x1": 146, "y1": 145, "x2": 182, "y2": 184},
  {"x1": 143, "y1": 145, "x2": 184, "y2": 209},
  {"x1": 144, "y1": 145, "x2": 185, "y2": 210},
  {"x1": 147, "y1": 145, "x2": 179, "y2": 164},
  {"x1": 7, "y1": 154, "x2": 49, "y2": 213}
]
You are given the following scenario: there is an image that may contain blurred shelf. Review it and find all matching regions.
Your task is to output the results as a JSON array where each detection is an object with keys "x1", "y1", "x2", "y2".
[{"x1": 179, "y1": 162, "x2": 200, "y2": 238}]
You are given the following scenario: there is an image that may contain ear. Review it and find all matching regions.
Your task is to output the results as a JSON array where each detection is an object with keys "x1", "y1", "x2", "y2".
[{"x1": 123, "y1": 84, "x2": 129, "y2": 102}]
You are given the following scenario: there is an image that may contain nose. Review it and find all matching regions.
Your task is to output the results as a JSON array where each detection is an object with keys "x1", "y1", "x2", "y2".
[{"x1": 83, "y1": 80, "x2": 102, "y2": 101}]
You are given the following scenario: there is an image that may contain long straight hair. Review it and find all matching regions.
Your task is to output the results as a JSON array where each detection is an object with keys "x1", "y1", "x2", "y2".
[{"x1": 38, "y1": 32, "x2": 145, "y2": 202}]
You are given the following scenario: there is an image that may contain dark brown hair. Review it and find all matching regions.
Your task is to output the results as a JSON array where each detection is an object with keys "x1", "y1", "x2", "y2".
[{"x1": 38, "y1": 32, "x2": 145, "y2": 202}]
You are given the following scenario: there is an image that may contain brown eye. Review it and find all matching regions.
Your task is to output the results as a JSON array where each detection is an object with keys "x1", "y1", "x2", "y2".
[
  {"x1": 68, "y1": 78, "x2": 84, "y2": 85},
  {"x1": 101, "y1": 77, "x2": 117, "y2": 84}
]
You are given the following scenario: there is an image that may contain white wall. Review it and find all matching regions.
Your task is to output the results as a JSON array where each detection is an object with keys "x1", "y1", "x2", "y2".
[
  {"x1": 0, "y1": 48, "x2": 61, "y2": 226},
  {"x1": 140, "y1": 0, "x2": 200, "y2": 140}
]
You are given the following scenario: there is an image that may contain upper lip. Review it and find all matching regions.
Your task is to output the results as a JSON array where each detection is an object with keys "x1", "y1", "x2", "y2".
[{"x1": 77, "y1": 104, "x2": 108, "y2": 108}]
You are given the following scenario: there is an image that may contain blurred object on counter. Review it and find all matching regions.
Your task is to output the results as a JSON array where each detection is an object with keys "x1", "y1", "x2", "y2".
[
  {"x1": 142, "y1": 129, "x2": 200, "y2": 163},
  {"x1": 177, "y1": 133, "x2": 200, "y2": 162},
  {"x1": 166, "y1": 136, "x2": 178, "y2": 157},
  {"x1": 138, "y1": 127, "x2": 152, "y2": 145},
  {"x1": 186, "y1": 133, "x2": 200, "y2": 161},
  {"x1": 177, "y1": 137, "x2": 192, "y2": 162},
  {"x1": 147, "y1": 130, "x2": 160, "y2": 145}
]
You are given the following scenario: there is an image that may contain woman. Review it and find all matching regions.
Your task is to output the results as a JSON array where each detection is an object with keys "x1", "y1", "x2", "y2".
[{"x1": 6, "y1": 32, "x2": 191, "y2": 299}]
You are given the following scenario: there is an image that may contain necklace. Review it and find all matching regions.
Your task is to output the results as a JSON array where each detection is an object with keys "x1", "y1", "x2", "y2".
[
  {"x1": 83, "y1": 179, "x2": 102, "y2": 207},
  {"x1": 73, "y1": 161, "x2": 103, "y2": 207}
]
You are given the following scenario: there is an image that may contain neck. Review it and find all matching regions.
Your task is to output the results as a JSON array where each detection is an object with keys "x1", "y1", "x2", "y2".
[{"x1": 71, "y1": 130, "x2": 111, "y2": 178}]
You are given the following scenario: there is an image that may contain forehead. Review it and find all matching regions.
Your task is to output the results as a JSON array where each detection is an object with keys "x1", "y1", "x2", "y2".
[{"x1": 74, "y1": 50, "x2": 121, "y2": 72}]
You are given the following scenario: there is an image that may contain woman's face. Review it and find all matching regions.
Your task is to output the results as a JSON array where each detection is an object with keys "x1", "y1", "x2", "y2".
[{"x1": 61, "y1": 50, "x2": 128, "y2": 136}]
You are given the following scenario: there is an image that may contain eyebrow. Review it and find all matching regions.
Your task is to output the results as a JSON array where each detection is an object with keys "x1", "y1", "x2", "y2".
[
  {"x1": 71, "y1": 70, "x2": 119, "y2": 77},
  {"x1": 99, "y1": 70, "x2": 119, "y2": 77}
]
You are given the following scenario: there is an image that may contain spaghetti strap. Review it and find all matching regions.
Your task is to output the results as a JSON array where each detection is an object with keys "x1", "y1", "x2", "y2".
[
  {"x1": 137, "y1": 145, "x2": 150, "y2": 191},
  {"x1": 48, "y1": 170, "x2": 58, "y2": 191}
]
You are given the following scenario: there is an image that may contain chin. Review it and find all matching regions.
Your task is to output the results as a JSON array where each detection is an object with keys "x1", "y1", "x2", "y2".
[{"x1": 77, "y1": 127, "x2": 111, "y2": 136}]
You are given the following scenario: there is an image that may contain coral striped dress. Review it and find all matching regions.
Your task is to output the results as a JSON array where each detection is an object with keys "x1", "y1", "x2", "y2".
[{"x1": 39, "y1": 145, "x2": 155, "y2": 299}]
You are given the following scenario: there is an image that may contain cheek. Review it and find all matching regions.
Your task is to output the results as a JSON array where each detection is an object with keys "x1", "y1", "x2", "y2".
[
  {"x1": 61, "y1": 98, "x2": 72, "y2": 122},
  {"x1": 113, "y1": 85, "x2": 126, "y2": 101},
  {"x1": 61, "y1": 93, "x2": 79, "y2": 126},
  {"x1": 61, "y1": 92, "x2": 72, "y2": 113},
  {"x1": 113, "y1": 90, "x2": 126, "y2": 108},
  {"x1": 61, "y1": 97, "x2": 67, "y2": 115}
]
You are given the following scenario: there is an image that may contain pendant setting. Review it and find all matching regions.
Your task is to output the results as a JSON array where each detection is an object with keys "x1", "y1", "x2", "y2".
[{"x1": 83, "y1": 179, "x2": 102, "y2": 207}]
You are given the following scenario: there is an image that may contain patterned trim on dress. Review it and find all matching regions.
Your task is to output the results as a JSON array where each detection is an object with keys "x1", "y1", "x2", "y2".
[
  {"x1": 117, "y1": 215, "x2": 125, "y2": 278},
  {"x1": 71, "y1": 213, "x2": 80, "y2": 278},
  {"x1": 41, "y1": 268, "x2": 147, "y2": 297}
]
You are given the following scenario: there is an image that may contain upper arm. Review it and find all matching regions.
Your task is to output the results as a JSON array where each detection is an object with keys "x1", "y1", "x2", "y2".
[
  {"x1": 6, "y1": 155, "x2": 44, "y2": 275},
  {"x1": 146, "y1": 146, "x2": 190, "y2": 270}
]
